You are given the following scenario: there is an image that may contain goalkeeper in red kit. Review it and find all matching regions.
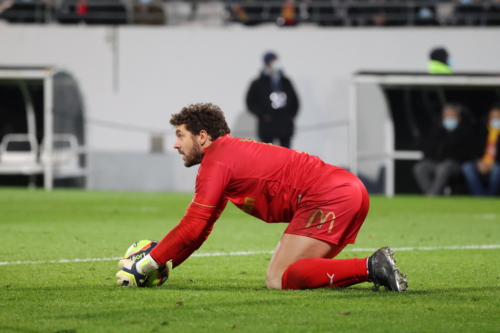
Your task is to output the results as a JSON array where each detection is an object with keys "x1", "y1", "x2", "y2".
[{"x1": 116, "y1": 103, "x2": 408, "y2": 291}]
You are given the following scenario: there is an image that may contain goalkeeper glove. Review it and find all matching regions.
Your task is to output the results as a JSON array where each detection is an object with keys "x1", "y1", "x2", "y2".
[{"x1": 116, "y1": 254, "x2": 159, "y2": 287}]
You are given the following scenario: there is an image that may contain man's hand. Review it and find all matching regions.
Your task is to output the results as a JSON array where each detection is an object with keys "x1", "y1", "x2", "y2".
[
  {"x1": 477, "y1": 160, "x2": 492, "y2": 175},
  {"x1": 116, "y1": 254, "x2": 159, "y2": 287}
]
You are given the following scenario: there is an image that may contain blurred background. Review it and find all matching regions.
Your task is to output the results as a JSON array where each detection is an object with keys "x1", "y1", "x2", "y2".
[{"x1": 0, "y1": 0, "x2": 499, "y2": 196}]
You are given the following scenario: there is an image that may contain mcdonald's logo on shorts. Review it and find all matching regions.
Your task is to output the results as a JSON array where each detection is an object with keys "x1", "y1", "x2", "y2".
[{"x1": 305, "y1": 209, "x2": 336, "y2": 233}]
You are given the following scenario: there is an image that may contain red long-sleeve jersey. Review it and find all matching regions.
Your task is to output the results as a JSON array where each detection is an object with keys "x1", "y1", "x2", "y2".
[{"x1": 150, "y1": 134, "x2": 343, "y2": 267}]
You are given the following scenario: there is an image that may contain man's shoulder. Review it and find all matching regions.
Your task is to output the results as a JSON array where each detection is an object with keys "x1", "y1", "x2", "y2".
[
  {"x1": 252, "y1": 73, "x2": 270, "y2": 84},
  {"x1": 202, "y1": 137, "x2": 239, "y2": 164}
]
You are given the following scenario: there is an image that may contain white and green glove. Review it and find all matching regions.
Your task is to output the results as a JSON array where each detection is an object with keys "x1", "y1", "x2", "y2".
[{"x1": 116, "y1": 254, "x2": 159, "y2": 287}]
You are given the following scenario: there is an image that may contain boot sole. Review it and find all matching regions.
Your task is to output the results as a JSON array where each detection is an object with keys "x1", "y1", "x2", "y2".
[{"x1": 383, "y1": 246, "x2": 408, "y2": 292}]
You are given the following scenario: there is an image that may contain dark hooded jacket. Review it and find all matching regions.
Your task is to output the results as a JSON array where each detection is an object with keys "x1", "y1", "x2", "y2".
[{"x1": 246, "y1": 72, "x2": 299, "y2": 138}]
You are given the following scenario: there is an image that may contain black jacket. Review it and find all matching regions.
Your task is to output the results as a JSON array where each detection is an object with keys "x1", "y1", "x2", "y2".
[
  {"x1": 422, "y1": 121, "x2": 474, "y2": 163},
  {"x1": 246, "y1": 72, "x2": 299, "y2": 138},
  {"x1": 472, "y1": 124, "x2": 500, "y2": 163}
]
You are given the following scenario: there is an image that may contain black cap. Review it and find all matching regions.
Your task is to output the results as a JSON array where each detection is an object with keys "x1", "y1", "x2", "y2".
[
  {"x1": 263, "y1": 52, "x2": 277, "y2": 65},
  {"x1": 430, "y1": 47, "x2": 449, "y2": 64}
]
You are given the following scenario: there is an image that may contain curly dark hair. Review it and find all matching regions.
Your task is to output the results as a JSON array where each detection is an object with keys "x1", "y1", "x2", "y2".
[{"x1": 170, "y1": 103, "x2": 231, "y2": 140}]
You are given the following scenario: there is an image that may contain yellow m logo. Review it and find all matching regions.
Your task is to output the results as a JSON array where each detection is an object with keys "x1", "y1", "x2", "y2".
[{"x1": 305, "y1": 209, "x2": 336, "y2": 233}]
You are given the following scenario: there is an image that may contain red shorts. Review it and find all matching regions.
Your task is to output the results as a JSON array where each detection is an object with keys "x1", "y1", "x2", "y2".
[{"x1": 284, "y1": 169, "x2": 369, "y2": 247}]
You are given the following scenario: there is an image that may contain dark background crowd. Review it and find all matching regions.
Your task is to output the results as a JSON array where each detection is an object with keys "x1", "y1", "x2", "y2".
[{"x1": 1, "y1": 0, "x2": 500, "y2": 26}]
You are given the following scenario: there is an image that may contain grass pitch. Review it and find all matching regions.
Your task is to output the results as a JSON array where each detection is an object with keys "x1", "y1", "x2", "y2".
[{"x1": 0, "y1": 189, "x2": 499, "y2": 333}]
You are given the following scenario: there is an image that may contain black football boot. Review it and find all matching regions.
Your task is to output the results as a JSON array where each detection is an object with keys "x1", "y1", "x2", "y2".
[{"x1": 368, "y1": 246, "x2": 408, "y2": 292}]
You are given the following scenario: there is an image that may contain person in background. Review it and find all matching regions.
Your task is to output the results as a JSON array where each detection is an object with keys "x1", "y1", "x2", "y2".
[
  {"x1": 428, "y1": 47, "x2": 453, "y2": 74},
  {"x1": 278, "y1": 0, "x2": 297, "y2": 26},
  {"x1": 413, "y1": 103, "x2": 474, "y2": 196},
  {"x1": 462, "y1": 104, "x2": 500, "y2": 196},
  {"x1": 76, "y1": 0, "x2": 88, "y2": 17},
  {"x1": 132, "y1": 0, "x2": 166, "y2": 25},
  {"x1": 246, "y1": 52, "x2": 299, "y2": 148},
  {"x1": 228, "y1": 0, "x2": 263, "y2": 26}
]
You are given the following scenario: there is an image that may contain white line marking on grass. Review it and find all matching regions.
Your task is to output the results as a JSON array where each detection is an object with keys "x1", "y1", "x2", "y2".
[
  {"x1": 0, "y1": 257, "x2": 123, "y2": 266},
  {"x1": 347, "y1": 244, "x2": 500, "y2": 252},
  {"x1": 94, "y1": 206, "x2": 160, "y2": 213},
  {"x1": 191, "y1": 250, "x2": 272, "y2": 257},
  {"x1": 0, "y1": 251, "x2": 273, "y2": 266},
  {"x1": 473, "y1": 214, "x2": 497, "y2": 220},
  {"x1": 1, "y1": 245, "x2": 499, "y2": 266}
]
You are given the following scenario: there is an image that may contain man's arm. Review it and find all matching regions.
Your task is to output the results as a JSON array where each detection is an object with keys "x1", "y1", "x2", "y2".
[
  {"x1": 149, "y1": 197, "x2": 228, "y2": 267},
  {"x1": 149, "y1": 161, "x2": 232, "y2": 267},
  {"x1": 116, "y1": 159, "x2": 231, "y2": 287},
  {"x1": 246, "y1": 80, "x2": 264, "y2": 118},
  {"x1": 284, "y1": 78, "x2": 299, "y2": 119}
]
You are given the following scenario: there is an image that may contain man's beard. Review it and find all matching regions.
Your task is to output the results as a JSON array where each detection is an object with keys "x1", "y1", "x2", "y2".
[{"x1": 183, "y1": 141, "x2": 204, "y2": 167}]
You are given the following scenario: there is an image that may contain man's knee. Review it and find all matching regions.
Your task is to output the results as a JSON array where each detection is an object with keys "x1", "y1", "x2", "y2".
[
  {"x1": 491, "y1": 162, "x2": 500, "y2": 174},
  {"x1": 436, "y1": 160, "x2": 460, "y2": 176},
  {"x1": 413, "y1": 160, "x2": 431, "y2": 176},
  {"x1": 462, "y1": 161, "x2": 476, "y2": 175},
  {"x1": 413, "y1": 161, "x2": 423, "y2": 174}
]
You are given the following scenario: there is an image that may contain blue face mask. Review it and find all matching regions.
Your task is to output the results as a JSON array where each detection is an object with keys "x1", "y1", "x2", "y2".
[
  {"x1": 447, "y1": 57, "x2": 453, "y2": 68},
  {"x1": 418, "y1": 7, "x2": 433, "y2": 20},
  {"x1": 443, "y1": 118, "x2": 459, "y2": 131},
  {"x1": 490, "y1": 119, "x2": 500, "y2": 129},
  {"x1": 272, "y1": 61, "x2": 282, "y2": 73}
]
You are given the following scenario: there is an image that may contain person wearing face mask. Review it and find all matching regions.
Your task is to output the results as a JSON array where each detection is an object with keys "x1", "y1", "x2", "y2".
[
  {"x1": 246, "y1": 52, "x2": 299, "y2": 148},
  {"x1": 461, "y1": 104, "x2": 500, "y2": 196},
  {"x1": 413, "y1": 103, "x2": 474, "y2": 196}
]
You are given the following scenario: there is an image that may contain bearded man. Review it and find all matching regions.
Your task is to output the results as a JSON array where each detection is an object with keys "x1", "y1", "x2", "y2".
[{"x1": 116, "y1": 103, "x2": 408, "y2": 291}]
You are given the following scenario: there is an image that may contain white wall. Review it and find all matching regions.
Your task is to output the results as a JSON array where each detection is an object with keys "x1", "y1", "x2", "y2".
[{"x1": 1, "y1": 25, "x2": 500, "y2": 171}]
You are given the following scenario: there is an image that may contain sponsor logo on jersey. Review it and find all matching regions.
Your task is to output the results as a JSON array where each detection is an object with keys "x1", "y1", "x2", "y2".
[
  {"x1": 305, "y1": 209, "x2": 336, "y2": 233},
  {"x1": 242, "y1": 197, "x2": 256, "y2": 214}
]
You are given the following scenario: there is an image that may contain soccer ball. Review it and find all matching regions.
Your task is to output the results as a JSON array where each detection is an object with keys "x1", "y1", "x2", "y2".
[{"x1": 123, "y1": 240, "x2": 169, "y2": 287}]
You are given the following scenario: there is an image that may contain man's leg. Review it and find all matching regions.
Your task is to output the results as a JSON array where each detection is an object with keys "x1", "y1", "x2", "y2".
[
  {"x1": 268, "y1": 169, "x2": 371, "y2": 290},
  {"x1": 413, "y1": 159, "x2": 436, "y2": 194},
  {"x1": 270, "y1": 169, "x2": 407, "y2": 291},
  {"x1": 462, "y1": 161, "x2": 486, "y2": 196},
  {"x1": 486, "y1": 162, "x2": 500, "y2": 196},
  {"x1": 428, "y1": 159, "x2": 461, "y2": 196},
  {"x1": 266, "y1": 234, "x2": 369, "y2": 290}
]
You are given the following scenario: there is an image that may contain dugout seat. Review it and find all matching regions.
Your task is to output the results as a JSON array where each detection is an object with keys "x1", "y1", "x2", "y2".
[
  {"x1": 0, "y1": 134, "x2": 38, "y2": 165},
  {"x1": 0, "y1": 134, "x2": 42, "y2": 176},
  {"x1": 40, "y1": 134, "x2": 81, "y2": 175}
]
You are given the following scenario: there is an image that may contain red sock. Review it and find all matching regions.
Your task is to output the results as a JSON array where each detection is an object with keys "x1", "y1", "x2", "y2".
[
  {"x1": 281, "y1": 258, "x2": 369, "y2": 290},
  {"x1": 327, "y1": 277, "x2": 364, "y2": 289}
]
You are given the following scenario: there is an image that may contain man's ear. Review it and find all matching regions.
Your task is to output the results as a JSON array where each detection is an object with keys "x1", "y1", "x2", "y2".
[{"x1": 198, "y1": 130, "x2": 211, "y2": 146}]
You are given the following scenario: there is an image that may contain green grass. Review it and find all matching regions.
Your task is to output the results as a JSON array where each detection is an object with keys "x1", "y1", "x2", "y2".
[{"x1": 0, "y1": 189, "x2": 499, "y2": 333}]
